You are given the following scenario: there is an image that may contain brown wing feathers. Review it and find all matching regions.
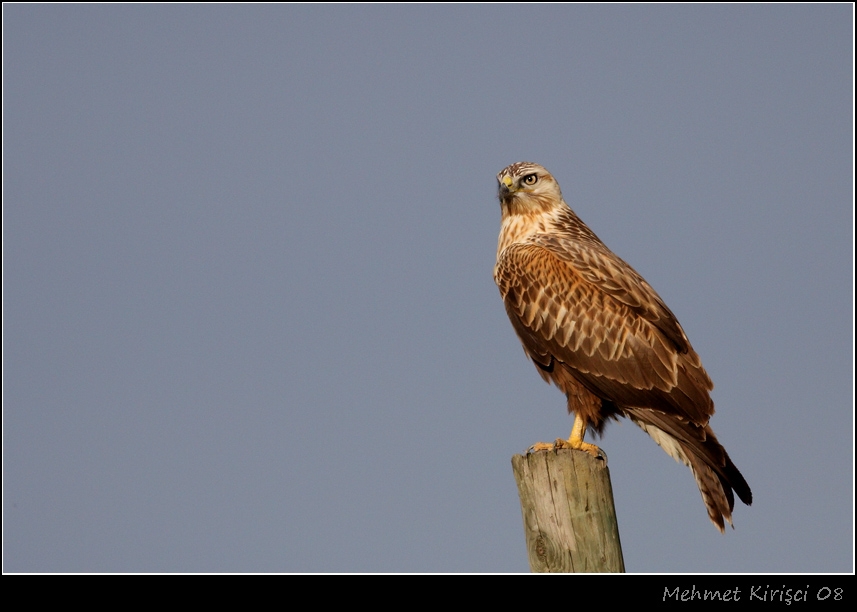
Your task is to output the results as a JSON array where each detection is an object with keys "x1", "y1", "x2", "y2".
[{"x1": 497, "y1": 243, "x2": 706, "y2": 418}]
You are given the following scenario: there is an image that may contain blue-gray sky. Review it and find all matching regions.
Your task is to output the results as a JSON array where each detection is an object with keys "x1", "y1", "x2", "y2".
[{"x1": 3, "y1": 4, "x2": 853, "y2": 572}]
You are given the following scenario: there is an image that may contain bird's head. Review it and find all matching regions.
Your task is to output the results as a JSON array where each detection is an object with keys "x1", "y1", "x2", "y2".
[{"x1": 497, "y1": 162, "x2": 564, "y2": 217}]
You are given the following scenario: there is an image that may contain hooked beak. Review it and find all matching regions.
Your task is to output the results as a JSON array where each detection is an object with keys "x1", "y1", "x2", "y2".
[{"x1": 498, "y1": 175, "x2": 515, "y2": 199}]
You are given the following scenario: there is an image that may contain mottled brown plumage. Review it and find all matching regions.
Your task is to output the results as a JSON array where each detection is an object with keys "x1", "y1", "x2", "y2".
[{"x1": 494, "y1": 161, "x2": 751, "y2": 531}]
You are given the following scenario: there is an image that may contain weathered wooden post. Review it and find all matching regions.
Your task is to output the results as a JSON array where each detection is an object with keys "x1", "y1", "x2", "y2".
[{"x1": 511, "y1": 448, "x2": 624, "y2": 572}]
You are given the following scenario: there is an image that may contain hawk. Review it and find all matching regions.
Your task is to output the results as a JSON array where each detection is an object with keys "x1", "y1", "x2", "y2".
[{"x1": 493, "y1": 161, "x2": 751, "y2": 531}]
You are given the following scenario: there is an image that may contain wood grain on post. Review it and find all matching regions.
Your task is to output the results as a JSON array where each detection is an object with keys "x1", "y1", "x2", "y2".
[{"x1": 511, "y1": 448, "x2": 625, "y2": 573}]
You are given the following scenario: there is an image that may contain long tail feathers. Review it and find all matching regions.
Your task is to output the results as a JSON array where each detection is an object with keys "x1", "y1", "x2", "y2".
[{"x1": 627, "y1": 408, "x2": 752, "y2": 532}]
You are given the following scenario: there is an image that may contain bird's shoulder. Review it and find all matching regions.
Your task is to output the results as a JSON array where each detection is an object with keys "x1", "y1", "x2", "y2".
[{"x1": 495, "y1": 227, "x2": 690, "y2": 354}]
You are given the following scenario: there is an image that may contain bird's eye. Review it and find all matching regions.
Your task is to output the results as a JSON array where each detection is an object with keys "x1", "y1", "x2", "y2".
[{"x1": 523, "y1": 174, "x2": 538, "y2": 186}]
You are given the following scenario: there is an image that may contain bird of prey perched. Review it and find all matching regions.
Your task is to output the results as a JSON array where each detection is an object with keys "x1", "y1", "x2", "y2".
[{"x1": 493, "y1": 161, "x2": 752, "y2": 532}]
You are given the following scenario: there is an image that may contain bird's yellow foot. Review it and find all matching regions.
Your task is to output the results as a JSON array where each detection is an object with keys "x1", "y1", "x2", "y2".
[{"x1": 527, "y1": 438, "x2": 606, "y2": 462}]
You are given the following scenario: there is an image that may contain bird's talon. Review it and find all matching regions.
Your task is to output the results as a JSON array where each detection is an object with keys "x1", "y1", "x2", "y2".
[{"x1": 527, "y1": 441, "x2": 555, "y2": 454}]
